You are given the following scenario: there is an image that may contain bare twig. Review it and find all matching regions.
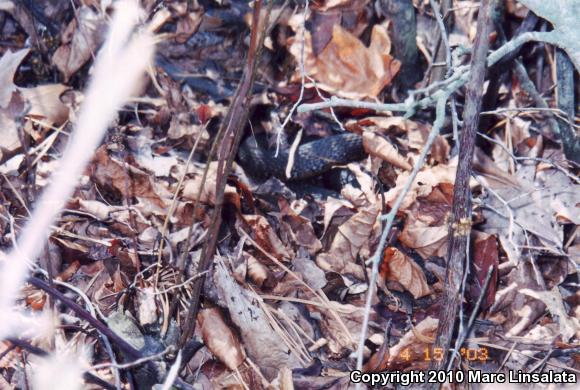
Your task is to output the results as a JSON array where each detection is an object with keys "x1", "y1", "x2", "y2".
[
  {"x1": 476, "y1": 132, "x2": 580, "y2": 183},
  {"x1": 154, "y1": 124, "x2": 206, "y2": 287},
  {"x1": 447, "y1": 265, "x2": 495, "y2": 369},
  {"x1": 27, "y1": 276, "x2": 141, "y2": 360},
  {"x1": 429, "y1": 0, "x2": 459, "y2": 150},
  {"x1": 179, "y1": 0, "x2": 271, "y2": 348},
  {"x1": 298, "y1": 30, "x2": 561, "y2": 118},
  {"x1": 91, "y1": 347, "x2": 173, "y2": 371},
  {"x1": 513, "y1": 59, "x2": 560, "y2": 136},
  {"x1": 430, "y1": 0, "x2": 494, "y2": 377},
  {"x1": 355, "y1": 93, "x2": 450, "y2": 381},
  {"x1": 429, "y1": 0, "x2": 453, "y2": 84}
]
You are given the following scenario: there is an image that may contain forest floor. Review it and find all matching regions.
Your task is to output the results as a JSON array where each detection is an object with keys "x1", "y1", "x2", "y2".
[{"x1": 0, "y1": 0, "x2": 579, "y2": 389}]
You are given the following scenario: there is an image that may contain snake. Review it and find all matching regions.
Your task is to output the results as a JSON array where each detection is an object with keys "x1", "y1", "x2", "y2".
[{"x1": 237, "y1": 133, "x2": 366, "y2": 181}]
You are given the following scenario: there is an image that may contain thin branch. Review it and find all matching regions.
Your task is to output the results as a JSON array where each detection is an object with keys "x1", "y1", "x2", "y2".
[
  {"x1": 298, "y1": 30, "x2": 559, "y2": 118},
  {"x1": 429, "y1": 0, "x2": 460, "y2": 151},
  {"x1": 91, "y1": 347, "x2": 173, "y2": 371},
  {"x1": 446, "y1": 265, "x2": 495, "y2": 370},
  {"x1": 27, "y1": 276, "x2": 141, "y2": 360},
  {"x1": 178, "y1": 0, "x2": 271, "y2": 348},
  {"x1": 355, "y1": 93, "x2": 450, "y2": 382},
  {"x1": 486, "y1": 31, "x2": 560, "y2": 67}
]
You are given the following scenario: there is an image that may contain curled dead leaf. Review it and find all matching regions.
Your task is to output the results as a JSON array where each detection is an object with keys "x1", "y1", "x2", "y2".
[
  {"x1": 213, "y1": 258, "x2": 301, "y2": 379},
  {"x1": 399, "y1": 183, "x2": 453, "y2": 259},
  {"x1": 198, "y1": 307, "x2": 246, "y2": 370},
  {"x1": 279, "y1": 199, "x2": 323, "y2": 255},
  {"x1": 384, "y1": 161, "x2": 458, "y2": 212},
  {"x1": 181, "y1": 162, "x2": 237, "y2": 206},
  {"x1": 20, "y1": 84, "x2": 71, "y2": 127},
  {"x1": 385, "y1": 316, "x2": 438, "y2": 370},
  {"x1": 363, "y1": 131, "x2": 411, "y2": 171},
  {"x1": 380, "y1": 247, "x2": 431, "y2": 299},
  {"x1": 317, "y1": 204, "x2": 378, "y2": 280},
  {"x1": 407, "y1": 123, "x2": 450, "y2": 164},
  {"x1": 244, "y1": 215, "x2": 293, "y2": 262},
  {"x1": 52, "y1": 6, "x2": 105, "y2": 81},
  {"x1": 246, "y1": 253, "x2": 274, "y2": 288},
  {"x1": 90, "y1": 146, "x2": 171, "y2": 210},
  {"x1": 520, "y1": 287, "x2": 580, "y2": 342}
]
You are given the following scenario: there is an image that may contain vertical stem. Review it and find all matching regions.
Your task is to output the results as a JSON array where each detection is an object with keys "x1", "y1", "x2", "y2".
[
  {"x1": 178, "y1": 0, "x2": 268, "y2": 348},
  {"x1": 555, "y1": 49, "x2": 580, "y2": 164},
  {"x1": 430, "y1": 0, "x2": 495, "y2": 375}
]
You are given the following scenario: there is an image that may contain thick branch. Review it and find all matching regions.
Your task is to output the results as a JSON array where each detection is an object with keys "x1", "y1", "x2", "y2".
[
  {"x1": 431, "y1": 0, "x2": 495, "y2": 375},
  {"x1": 178, "y1": 0, "x2": 268, "y2": 348}
]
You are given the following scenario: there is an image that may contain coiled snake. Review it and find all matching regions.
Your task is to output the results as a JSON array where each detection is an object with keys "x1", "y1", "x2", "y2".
[{"x1": 238, "y1": 133, "x2": 365, "y2": 181}]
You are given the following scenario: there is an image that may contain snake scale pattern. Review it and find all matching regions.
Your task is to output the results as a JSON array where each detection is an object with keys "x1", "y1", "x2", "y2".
[{"x1": 238, "y1": 133, "x2": 366, "y2": 181}]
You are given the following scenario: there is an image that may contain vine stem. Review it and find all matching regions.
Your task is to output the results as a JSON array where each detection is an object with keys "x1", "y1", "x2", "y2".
[{"x1": 355, "y1": 94, "x2": 449, "y2": 383}]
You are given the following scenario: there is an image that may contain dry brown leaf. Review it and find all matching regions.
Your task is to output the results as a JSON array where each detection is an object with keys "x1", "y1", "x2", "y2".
[
  {"x1": 386, "y1": 316, "x2": 438, "y2": 369},
  {"x1": 52, "y1": 6, "x2": 105, "y2": 81},
  {"x1": 399, "y1": 224, "x2": 448, "y2": 259},
  {"x1": 399, "y1": 182, "x2": 453, "y2": 259},
  {"x1": 520, "y1": 287, "x2": 580, "y2": 342},
  {"x1": 363, "y1": 131, "x2": 411, "y2": 171},
  {"x1": 481, "y1": 176, "x2": 564, "y2": 263},
  {"x1": 198, "y1": 307, "x2": 246, "y2": 371},
  {"x1": 380, "y1": 247, "x2": 432, "y2": 299},
  {"x1": 407, "y1": 123, "x2": 450, "y2": 164},
  {"x1": 317, "y1": 168, "x2": 380, "y2": 280},
  {"x1": 322, "y1": 197, "x2": 354, "y2": 234},
  {"x1": 244, "y1": 215, "x2": 294, "y2": 262},
  {"x1": 90, "y1": 146, "x2": 170, "y2": 210},
  {"x1": 491, "y1": 116, "x2": 531, "y2": 172},
  {"x1": 74, "y1": 199, "x2": 118, "y2": 220},
  {"x1": 20, "y1": 84, "x2": 70, "y2": 127},
  {"x1": 0, "y1": 49, "x2": 29, "y2": 161},
  {"x1": 534, "y1": 168, "x2": 580, "y2": 225},
  {"x1": 347, "y1": 116, "x2": 420, "y2": 136},
  {"x1": 469, "y1": 235, "x2": 499, "y2": 310},
  {"x1": 293, "y1": 256, "x2": 327, "y2": 291},
  {"x1": 175, "y1": 12, "x2": 203, "y2": 44},
  {"x1": 246, "y1": 253, "x2": 272, "y2": 288},
  {"x1": 288, "y1": 20, "x2": 400, "y2": 99},
  {"x1": 167, "y1": 112, "x2": 209, "y2": 141},
  {"x1": 364, "y1": 317, "x2": 439, "y2": 371},
  {"x1": 0, "y1": 48, "x2": 29, "y2": 107},
  {"x1": 317, "y1": 204, "x2": 378, "y2": 280},
  {"x1": 384, "y1": 160, "x2": 458, "y2": 212},
  {"x1": 279, "y1": 199, "x2": 323, "y2": 255},
  {"x1": 310, "y1": 302, "x2": 360, "y2": 356},
  {"x1": 490, "y1": 262, "x2": 546, "y2": 335},
  {"x1": 181, "y1": 162, "x2": 237, "y2": 206},
  {"x1": 0, "y1": 92, "x2": 25, "y2": 162},
  {"x1": 213, "y1": 257, "x2": 302, "y2": 379}
]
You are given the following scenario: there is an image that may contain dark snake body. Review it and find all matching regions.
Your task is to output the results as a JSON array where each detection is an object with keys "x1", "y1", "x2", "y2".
[{"x1": 238, "y1": 133, "x2": 365, "y2": 181}]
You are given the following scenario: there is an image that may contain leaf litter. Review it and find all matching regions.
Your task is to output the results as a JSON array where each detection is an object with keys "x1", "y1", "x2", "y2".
[{"x1": 0, "y1": 0, "x2": 579, "y2": 389}]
